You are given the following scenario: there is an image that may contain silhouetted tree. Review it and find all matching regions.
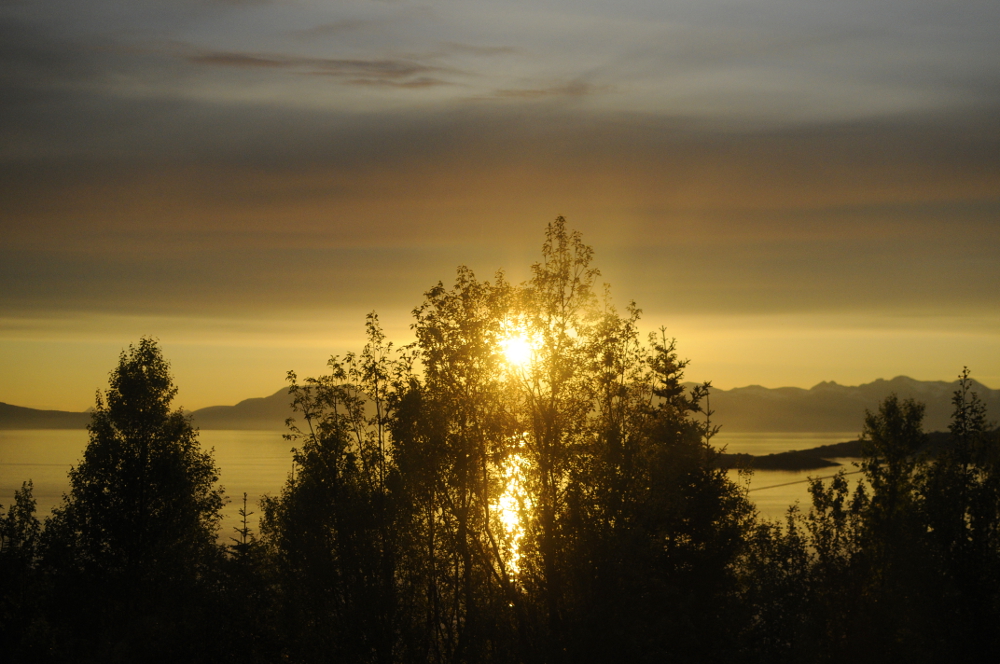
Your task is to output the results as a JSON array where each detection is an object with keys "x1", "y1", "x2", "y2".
[
  {"x1": 739, "y1": 389, "x2": 987, "y2": 663},
  {"x1": 852, "y1": 395, "x2": 934, "y2": 660},
  {"x1": 260, "y1": 314, "x2": 410, "y2": 663},
  {"x1": 218, "y1": 493, "x2": 279, "y2": 664},
  {"x1": 917, "y1": 368, "x2": 1000, "y2": 659},
  {"x1": 15, "y1": 223, "x2": 1000, "y2": 663},
  {"x1": 0, "y1": 481, "x2": 47, "y2": 661},
  {"x1": 41, "y1": 337, "x2": 225, "y2": 662},
  {"x1": 739, "y1": 503, "x2": 813, "y2": 663},
  {"x1": 392, "y1": 218, "x2": 756, "y2": 661},
  {"x1": 0, "y1": 482, "x2": 40, "y2": 558},
  {"x1": 250, "y1": 218, "x2": 761, "y2": 662}
]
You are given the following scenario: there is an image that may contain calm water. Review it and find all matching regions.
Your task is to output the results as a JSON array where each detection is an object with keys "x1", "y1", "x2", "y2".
[
  {"x1": 712, "y1": 431, "x2": 858, "y2": 457},
  {"x1": 714, "y1": 431, "x2": 865, "y2": 520},
  {"x1": 0, "y1": 429, "x2": 294, "y2": 540},
  {"x1": 0, "y1": 429, "x2": 865, "y2": 532},
  {"x1": 733, "y1": 460, "x2": 866, "y2": 521}
]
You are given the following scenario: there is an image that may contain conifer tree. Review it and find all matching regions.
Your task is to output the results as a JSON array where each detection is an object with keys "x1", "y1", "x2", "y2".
[
  {"x1": 0, "y1": 481, "x2": 44, "y2": 661},
  {"x1": 49, "y1": 337, "x2": 224, "y2": 581},
  {"x1": 42, "y1": 338, "x2": 225, "y2": 661}
]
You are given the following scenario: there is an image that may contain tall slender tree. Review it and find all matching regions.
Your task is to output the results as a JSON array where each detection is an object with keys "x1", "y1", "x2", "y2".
[{"x1": 41, "y1": 338, "x2": 225, "y2": 661}]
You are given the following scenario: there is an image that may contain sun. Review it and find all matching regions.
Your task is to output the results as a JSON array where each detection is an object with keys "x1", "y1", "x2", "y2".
[
  {"x1": 501, "y1": 334, "x2": 533, "y2": 368},
  {"x1": 500, "y1": 322, "x2": 538, "y2": 370}
]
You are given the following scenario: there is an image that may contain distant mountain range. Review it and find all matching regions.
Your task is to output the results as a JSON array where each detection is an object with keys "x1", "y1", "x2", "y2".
[
  {"x1": 1, "y1": 376, "x2": 997, "y2": 433},
  {"x1": 699, "y1": 376, "x2": 999, "y2": 433}
]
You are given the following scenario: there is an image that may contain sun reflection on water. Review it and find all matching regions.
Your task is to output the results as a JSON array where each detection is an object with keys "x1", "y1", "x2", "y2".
[{"x1": 493, "y1": 446, "x2": 533, "y2": 577}]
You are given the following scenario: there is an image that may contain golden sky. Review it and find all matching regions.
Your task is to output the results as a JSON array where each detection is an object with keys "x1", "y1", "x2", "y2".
[{"x1": 1, "y1": 0, "x2": 998, "y2": 410}]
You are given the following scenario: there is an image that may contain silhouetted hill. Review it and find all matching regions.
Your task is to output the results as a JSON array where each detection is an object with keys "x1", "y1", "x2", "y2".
[
  {"x1": 189, "y1": 388, "x2": 293, "y2": 430},
  {"x1": 0, "y1": 390, "x2": 295, "y2": 431},
  {"x1": 701, "y1": 376, "x2": 1000, "y2": 432},
  {"x1": 717, "y1": 430, "x2": 961, "y2": 470},
  {"x1": 0, "y1": 402, "x2": 90, "y2": 429}
]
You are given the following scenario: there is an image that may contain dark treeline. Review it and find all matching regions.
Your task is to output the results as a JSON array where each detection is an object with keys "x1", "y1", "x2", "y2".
[{"x1": 2, "y1": 219, "x2": 999, "y2": 663}]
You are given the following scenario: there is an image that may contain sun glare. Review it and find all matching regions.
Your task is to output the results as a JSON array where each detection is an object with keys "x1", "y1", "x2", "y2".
[
  {"x1": 502, "y1": 335, "x2": 532, "y2": 367},
  {"x1": 500, "y1": 323, "x2": 537, "y2": 370}
]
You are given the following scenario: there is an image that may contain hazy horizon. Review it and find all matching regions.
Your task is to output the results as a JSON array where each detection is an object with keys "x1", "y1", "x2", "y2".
[{"x1": 4, "y1": 362, "x2": 997, "y2": 414}]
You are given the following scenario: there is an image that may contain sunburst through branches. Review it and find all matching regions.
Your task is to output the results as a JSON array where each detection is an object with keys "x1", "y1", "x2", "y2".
[{"x1": 499, "y1": 321, "x2": 539, "y2": 372}]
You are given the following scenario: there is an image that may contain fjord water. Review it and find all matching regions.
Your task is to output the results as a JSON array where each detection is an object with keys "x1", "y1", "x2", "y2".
[
  {"x1": 1, "y1": 429, "x2": 865, "y2": 530},
  {"x1": 712, "y1": 431, "x2": 859, "y2": 456},
  {"x1": 0, "y1": 429, "x2": 294, "y2": 539},
  {"x1": 714, "y1": 431, "x2": 865, "y2": 519}
]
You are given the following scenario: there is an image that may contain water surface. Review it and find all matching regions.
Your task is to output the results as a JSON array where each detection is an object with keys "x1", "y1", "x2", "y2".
[
  {"x1": 2, "y1": 429, "x2": 865, "y2": 533},
  {"x1": 712, "y1": 431, "x2": 858, "y2": 456},
  {"x1": 0, "y1": 429, "x2": 293, "y2": 539}
]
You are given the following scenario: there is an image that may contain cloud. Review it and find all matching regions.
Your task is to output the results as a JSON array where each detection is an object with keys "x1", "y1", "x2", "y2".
[
  {"x1": 0, "y1": 16, "x2": 102, "y2": 86},
  {"x1": 441, "y1": 42, "x2": 517, "y2": 57},
  {"x1": 489, "y1": 80, "x2": 604, "y2": 99},
  {"x1": 4, "y1": 0, "x2": 1000, "y2": 411},
  {"x1": 211, "y1": 0, "x2": 275, "y2": 6},
  {"x1": 345, "y1": 76, "x2": 451, "y2": 89},
  {"x1": 186, "y1": 49, "x2": 446, "y2": 84},
  {"x1": 2, "y1": 91, "x2": 998, "y2": 321},
  {"x1": 290, "y1": 19, "x2": 385, "y2": 40},
  {"x1": 188, "y1": 51, "x2": 287, "y2": 68}
]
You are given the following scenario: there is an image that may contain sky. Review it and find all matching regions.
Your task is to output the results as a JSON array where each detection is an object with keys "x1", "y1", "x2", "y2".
[{"x1": 1, "y1": 0, "x2": 998, "y2": 411}]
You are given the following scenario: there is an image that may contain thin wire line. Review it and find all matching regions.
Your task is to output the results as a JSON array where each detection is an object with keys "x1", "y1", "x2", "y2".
[{"x1": 747, "y1": 469, "x2": 863, "y2": 493}]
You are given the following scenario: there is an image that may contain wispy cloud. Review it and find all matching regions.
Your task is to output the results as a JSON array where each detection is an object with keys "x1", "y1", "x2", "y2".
[
  {"x1": 344, "y1": 76, "x2": 451, "y2": 89},
  {"x1": 211, "y1": 0, "x2": 273, "y2": 5},
  {"x1": 188, "y1": 52, "x2": 287, "y2": 68},
  {"x1": 186, "y1": 49, "x2": 446, "y2": 85},
  {"x1": 490, "y1": 80, "x2": 605, "y2": 99}
]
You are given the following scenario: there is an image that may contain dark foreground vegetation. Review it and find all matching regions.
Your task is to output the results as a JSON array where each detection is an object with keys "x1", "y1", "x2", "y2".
[{"x1": 2, "y1": 220, "x2": 999, "y2": 663}]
